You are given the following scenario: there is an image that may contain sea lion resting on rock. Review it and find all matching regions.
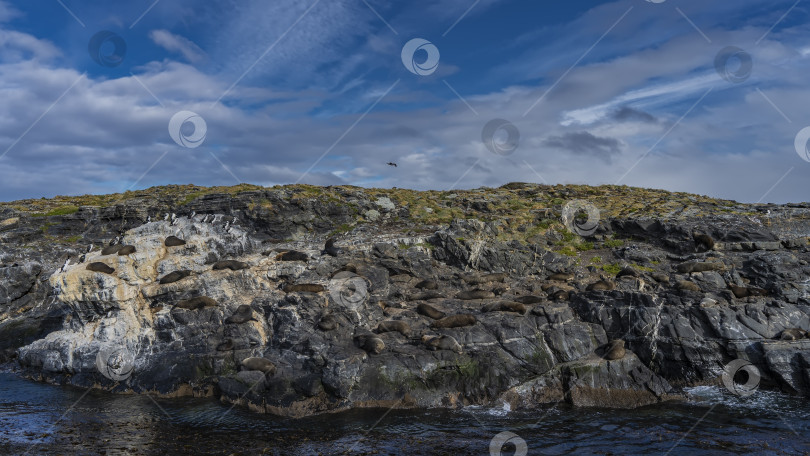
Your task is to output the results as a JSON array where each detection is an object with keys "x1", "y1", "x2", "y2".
[
  {"x1": 482, "y1": 301, "x2": 527, "y2": 314},
  {"x1": 212, "y1": 260, "x2": 249, "y2": 271},
  {"x1": 101, "y1": 245, "x2": 124, "y2": 255},
  {"x1": 421, "y1": 335, "x2": 463, "y2": 354},
  {"x1": 693, "y1": 231, "x2": 715, "y2": 252},
  {"x1": 417, "y1": 303, "x2": 446, "y2": 320},
  {"x1": 549, "y1": 289, "x2": 570, "y2": 301},
  {"x1": 456, "y1": 290, "x2": 495, "y2": 300},
  {"x1": 375, "y1": 320, "x2": 411, "y2": 337},
  {"x1": 322, "y1": 237, "x2": 340, "y2": 257},
  {"x1": 318, "y1": 314, "x2": 337, "y2": 331},
  {"x1": 284, "y1": 283, "x2": 325, "y2": 293},
  {"x1": 729, "y1": 285, "x2": 768, "y2": 299},
  {"x1": 549, "y1": 272, "x2": 574, "y2": 282},
  {"x1": 276, "y1": 250, "x2": 309, "y2": 262},
  {"x1": 117, "y1": 245, "x2": 136, "y2": 255},
  {"x1": 225, "y1": 305, "x2": 256, "y2": 324},
  {"x1": 409, "y1": 291, "x2": 444, "y2": 301},
  {"x1": 159, "y1": 270, "x2": 192, "y2": 284},
  {"x1": 86, "y1": 262, "x2": 115, "y2": 274},
  {"x1": 586, "y1": 280, "x2": 615, "y2": 292},
  {"x1": 463, "y1": 273, "x2": 507, "y2": 285},
  {"x1": 164, "y1": 236, "x2": 186, "y2": 247},
  {"x1": 241, "y1": 357, "x2": 276, "y2": 376},
  {"x1": 514, "y1": 295, "x2": 544, "y2": 304},
  {"x1": 415, "y1": 279, "x2": 439, "y2": 290},
  {"x1": 433, "y1": 314, "x2": 477, "y2": 329},
  {"x1": 779, "y1": 328, "x2": 809, "y2": 341},
  {"x1": 354, "y1": 333, "x2": 385, "y2": 354},
  {"x1": 604, "y1": 340, "x2": 626, "y2": 360},
  {"x1": 216, "y1": 339, "x2": 234, "y2": 351},
  {"x1": 175, "y1": 296, "x2": 218, "y2": 310}
]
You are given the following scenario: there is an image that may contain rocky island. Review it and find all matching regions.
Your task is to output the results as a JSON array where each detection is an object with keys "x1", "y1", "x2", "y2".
[{"x1": 1, "y1": 183, "x2": 808, "y2": 418}]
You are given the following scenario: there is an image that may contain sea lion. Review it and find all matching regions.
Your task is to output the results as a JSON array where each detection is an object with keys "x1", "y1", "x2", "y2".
[
  {"x1": 101, "y1": 245, "x2": 124, "y2": 255},
  {"x1": 677, "y1": 280, "x2": 701, "y2": 292},
  {"x1": 616, "y1": 267, "x2": 639, "y2": 278},
  {"x1": 284, "y1": 283, "x2": 325, "y2": 293},
  {"x1": 549, "y1": 272, "x2": 574, "y2": 282},
  {"x1": 651, "y1": 273, "x2": 670, "y2": 284},
  {"x1": 463, "y1": 273, "x2": 507, "y2": 285},
  {"x1": 318, "y1": 314, "x2": 338, "y2": 331},
  {"x1": 779, "y1": 328, "x2": 808, "y2": 341},
  {"x1": 216, "y1": 339, "x2": 234, "y2": 351},
  {"x1": 421, "y1": 335, "x2": 463, "y2": 354},
  {"x1": 676, "y1": 261, "x2": 725, "y2": 274},
  {"x1": 225, "y1": 305, "x2": 256, "y2": 324},
  {"x1": 159, "y1": 270, "x2": 192, "y2": 284},
  {"x1": 164, "y1": 236, "x2": 186, "y2": 247},
  {"x1": 117, "y1": 245, "x2": 136, "y2": 255},
  {"x1": 514, "y1": 295, "x2": 544, "y2": 304},
  {"x1": 86, "y1": 262, "x2": 115, "y2": 274},
  {"x1": 175, "y1": 296, "x2": 218, "y2": 310},
  {"x1": 322, "y1": 237, "x2": 340, "y2": 257},
  {"x1": 456, "y1": 290, "x2": 495, "y2": 300},
  {"x1": 604, "y1": 339, "x2": 626, "y2": 360},
  {"x1": 241, "y1": 357, "x2": 276, "y2": 375},
  {"x1": 374, "y1": 320, "x2": 411, "y2": 337},
  {"x1": 276, "y1": 250, "x2": 309, "y2": 262},
  {"x1": 586, "y1": 280, "x2": 615, "y2": 292},
  {"x1": 408, "y1": 291, "x2": 444, "y2": 301},
  {"x1": 433, "y1": 314, "x2": 477, "y2": 329},
  {"x1": 414, "y1": 279, "x2": 439, "y2": 290},
  {"x1": 212, "y1": 260, "x2": 249, "y2": 271},
  {"x1": 354, "y1": 333, "x2": 385, "y2": 354},
  {"x1": 549, "y1": 289, "x2": 570, "y2": 301},
  {"x1": 417, "y1": 303, "x2": 446, "y2": 320},
  {"x1": 482, "y1": 301, "x2": 527, "y2": 314},
  {"x1": 729, "y1": 285, "x2": 768, "y2": 298},
  {"x1": 693, "y1": 231, "x2": 715, "y2": 252}
]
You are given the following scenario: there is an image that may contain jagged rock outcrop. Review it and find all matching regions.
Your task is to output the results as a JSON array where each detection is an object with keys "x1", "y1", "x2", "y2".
[{"x1": 1, "y1": 183, "x2": 809, "y2": 417}]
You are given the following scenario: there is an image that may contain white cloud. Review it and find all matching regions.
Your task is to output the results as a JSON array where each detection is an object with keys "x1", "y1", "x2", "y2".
[{"x1": 148, "y1": 29, "x2": 206, "y2": 64}]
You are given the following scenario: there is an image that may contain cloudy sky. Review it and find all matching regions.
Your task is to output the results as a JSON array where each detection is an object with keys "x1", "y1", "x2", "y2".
[{"x1": 0, "y1": 0, "x2": 808, "y2": 203}]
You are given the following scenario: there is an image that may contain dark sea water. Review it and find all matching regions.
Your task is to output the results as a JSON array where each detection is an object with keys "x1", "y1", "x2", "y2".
[{"x1": 1, "y1": 370, "x2": 808, "y2": 455}]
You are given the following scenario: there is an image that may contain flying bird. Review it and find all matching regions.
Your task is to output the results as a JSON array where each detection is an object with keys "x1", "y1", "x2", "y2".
[{"x1": 387, "y1": 162, "x2": 397, "y2": 167}]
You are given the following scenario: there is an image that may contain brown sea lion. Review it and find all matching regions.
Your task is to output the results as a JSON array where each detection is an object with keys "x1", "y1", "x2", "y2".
[
  {"x1": 276, "y1": 250, "x2": 309, "y2": 262},
  {"x1": 415, "y1": 279, "x2": 439, "y2": 290},
  {"x1": 586, "y1": 280, "x2": 615, "y2": 292},
  {"x1": 463, "y1": 273, "x2": 507, "y2": 285},
  {"x1": 676, "y1": 261, "x2": 725, "y2": 274},
  {"x1": 216, "y1": 339, "x2": 234, "y2": 351},
  {"x1": 318, "y1": 314, "x2": 338, "y2": 331},
  {"x1": 241, "y1": 357, "x2": 276, "y2": 375},
  {"x1": 456, "y1": 290, "x2": 495, "y2": 300},
  {"x1": 284, "y1": 283, "x2": 325, "y2": 293},
  {"x1": 354, "y1": 333, "x2": 385, "y2": 354},
  {"x1": 159, "y1": 270, "x2": 192, "y2": 284},
  {"x1": 101, "y1": 245, "x2": 124, "y2": 255},
  {"x1": 779, "y1": 328, "x2": 808, "y2": 340},
  {"x1": 175, "y1": 296, "x2": 218, "y2": 310},
  {"x1": 616, "y1": 267, "x2": 639, "y2": 278},
  {"x1": 693, "y1": 231, "x2": 715, "y2": 252},
  {"x1": 604, "y1": 340, "x2": 626, "y2": 360},
  {"x1": 225, "y1": 305, "x2": 256, "y2": 324},
  {"x1": 482, "y1": 301, "x2": 527, "y2": 314},
  {"x1": 678, "y1": 280, "x2": 701, "y2": 292},
  {"x1": 374, "y1": 320, "x2": 411, "y2": 337},
  {"x1": 549, "y1": 289, "x2": 570, "y2": 301},
  {"x1": 164, "y1": 236, "x2": 186, "y2": 247},
  {"x1": 408, "y1": 291, "x2": 444, "y2": 301},
  {"x1": 417, "y1": 303, "x2": 446, "y2": 320},
  {"x1": 212, "y1": 260, "x2": 249, "y2": 271},
  {"x1": 322, "y1": 237, "x2": 340, "y2": 257},
  {"x1": 514, "y1": 295, "x2": 544, "y2": 304},
  {"x1": 549, "y1": 272, "x2": 574, "y2": 282},
  {"x1": 117, "y1": 245, "x2": 136, "y2": 255},
  {"x1": 421, "y1": 335, "x2": 463, "y2": 354},
  {"x1": 433, "y1": 314, "x2": 477, "y2": 329},
  {"x1": 86, "y1": 262, "x2": 115, "y2": 274}
]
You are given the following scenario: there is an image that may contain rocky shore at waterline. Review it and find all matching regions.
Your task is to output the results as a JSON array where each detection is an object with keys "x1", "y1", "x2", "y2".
[{"x1": 1, "y1": 183, "x2": 809, "y2": 417}]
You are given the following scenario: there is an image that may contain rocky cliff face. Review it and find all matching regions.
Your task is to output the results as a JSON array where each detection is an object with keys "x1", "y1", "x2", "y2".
[{"x1": 1, "y1": 183, "x2": 809, "y2": 417}]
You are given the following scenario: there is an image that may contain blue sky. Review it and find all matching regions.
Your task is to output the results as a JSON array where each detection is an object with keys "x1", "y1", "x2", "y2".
[{"x1": 0, "y1": 0, "x2": 808, "y2": 203}]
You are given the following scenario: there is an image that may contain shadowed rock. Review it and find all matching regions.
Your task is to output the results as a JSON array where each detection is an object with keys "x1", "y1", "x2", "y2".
[
  {"x1": 676, "y1": 261, "x2": 725, "y2": 274},
  {"x1": 276, "y1": 250, "x2": 309, "y2": 262},
  {"x1": 514, "y1": 295, "x2": 544, "y2": 304},
  {"x1": 482, "y1": 301, "x2": 527, "y2": 314},
  {"x1": 414, "y1": 279, "x2": 439, "y2": 290},
  {"x1": 216, "y1": 339, "x2": 234, "y2": 351}
]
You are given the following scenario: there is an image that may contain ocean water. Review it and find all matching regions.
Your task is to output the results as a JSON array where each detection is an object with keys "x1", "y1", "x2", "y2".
[{"x1": 0, "y1": 371, "x2": 808, "y2": 455}]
